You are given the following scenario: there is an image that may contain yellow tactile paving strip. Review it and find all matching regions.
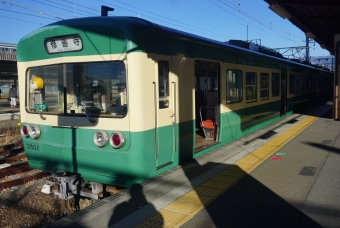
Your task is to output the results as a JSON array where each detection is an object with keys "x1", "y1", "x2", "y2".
[{"x1": 134, "y1": 116, "x2": 318, "y2": 228}]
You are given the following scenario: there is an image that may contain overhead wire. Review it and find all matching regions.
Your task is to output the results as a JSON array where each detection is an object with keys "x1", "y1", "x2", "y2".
[
  {"x1": 227, "y1": 0, "x2": 330, "y2": 57},
  {"x1": 215, "y1": 0, "x2": 301, "y2": 46},
  {"x1": 31, "y1": 0, "x2": 93, "y2": 17},
  {"x1": 62, "y1": 0, "x2": 100, "y2": 13},
  {"x1": 98, "y1": 0, "x2": 235, "y2": 40},
  {"x1": 216, "y1": 0, "x2": 330, "y2": 57},
  {"x1": 180, "y1": 0, "x2": 302, "y2": 46},
  {"x1": 206, "y1": 0, "x2": 297, "y2": 49},
  {"x1": 226, "y1": 0, "x2": 302, "y2": 39},
  {"x1": 45, "y1": 0, "x2": 97, "y2": 16},
  {"x1": 0, "y1": 8, "x2": 57, "y2": 21},
  {"x1": 0, "y1": 14, "x2": 42, "y2": 25},
  {"x1": 0, "y1": 0, "x2": 74, "y2": 18},
  {"x1": 0, "y1": 0, "x2": 331, "y2": 57}
]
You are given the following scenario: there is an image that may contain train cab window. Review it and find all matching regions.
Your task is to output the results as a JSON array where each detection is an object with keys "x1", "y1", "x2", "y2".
[
  {"x1": 289, "y1": 74, "x2": 295, "y2": 94},
  {"x1": 226, "y1": 69, "x2": 242, "y2": 104},
  {"x1": 246, "y1": 72, "x2": 257, "y2": 102},
  {"x1": 158, "y1": 61, "x2": 169, "y2": 109},
  {"x1": 26, "y1": 61, "x2": 127, "y2": 117},
  {"x1": 260, "y1": 73, "x2": 269, "y2": 100},
  {"x1": 272, "y1": 73, "x2": 280, "y2": 97},
  {"x1": 27, "y1": 65, "x2": 64, "y2": 114}
]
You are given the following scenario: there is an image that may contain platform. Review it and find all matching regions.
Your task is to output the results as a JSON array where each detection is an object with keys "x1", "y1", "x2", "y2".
[
  {"x1": 49, "y1": 102, "x2": 339, "y2": 228},
  {"x1": 0, "y1": 98, "x2": 20, "y2": 128}
]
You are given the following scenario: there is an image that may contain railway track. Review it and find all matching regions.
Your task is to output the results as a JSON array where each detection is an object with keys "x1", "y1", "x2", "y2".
[
  {"x1": 0, "y1": 146, "x2": 51, "y2": 192},
  {"x1": 0, "y1": 145, "x2": 122, "y2": 228}
]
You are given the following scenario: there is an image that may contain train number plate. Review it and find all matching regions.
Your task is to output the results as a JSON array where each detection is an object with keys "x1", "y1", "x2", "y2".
[{"x1": 26, "y1": 143, "x2": 39, "y2": 151}]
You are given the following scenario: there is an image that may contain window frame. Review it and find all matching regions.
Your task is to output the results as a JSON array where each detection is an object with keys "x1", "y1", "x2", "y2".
[
  {"x1": 26, "y1": 61, "x2": 127, "y2": 118},
  {"x1": 246, "y1": 72, "x2": 257, "y2": 103},
  {"x1": 260, "y1": 73, "x2": 269, "y2": 100},
  {"x1": 158, "y1": 60, "x2": 170, "y2": 109},
  {"x1": 226, "y1": 69, "x2": 243, "y2": 104}
]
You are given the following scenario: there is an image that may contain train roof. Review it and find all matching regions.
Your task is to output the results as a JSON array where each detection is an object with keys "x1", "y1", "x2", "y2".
[{"x1": 17, "y1": 16, "x2": 331, "y2": 73}]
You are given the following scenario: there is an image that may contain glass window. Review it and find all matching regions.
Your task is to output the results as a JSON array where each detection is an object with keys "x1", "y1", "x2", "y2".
[
  {"x1": 27, "y1": 61, "x2": 127, "y2": 118},
  {"x1": 272, "y1": 73, "x2": 280, "y2": 97},
  {"x1": 226, "y1": 69, "x2": 243, "y2": 104},
  {"x1": 289, "y1": 74, "x2": 295, "y2": 94},
  {"x1": 158, "y1": 61, "x2": 169, "y2": 109},
  {"x1": 246, "y1": 72, "x2": 257, "y2": 102},
  {"x1": 260, "y1": 73, "x2": 269, "y2": 100}
]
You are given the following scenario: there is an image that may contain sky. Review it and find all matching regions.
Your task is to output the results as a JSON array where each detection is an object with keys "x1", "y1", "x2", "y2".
[{"x1": 0, "y1": 0, "x2": 333, "y2": 61}]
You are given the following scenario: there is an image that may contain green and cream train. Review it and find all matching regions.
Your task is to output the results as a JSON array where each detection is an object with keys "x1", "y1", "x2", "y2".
[{"x1": 17, "y1": 16, "x2": 332, "y2": 199}]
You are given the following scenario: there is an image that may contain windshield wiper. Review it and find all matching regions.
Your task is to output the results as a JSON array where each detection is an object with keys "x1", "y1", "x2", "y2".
[{"x1": 81, "y1": 102, "x2": 95, "y2": 123}]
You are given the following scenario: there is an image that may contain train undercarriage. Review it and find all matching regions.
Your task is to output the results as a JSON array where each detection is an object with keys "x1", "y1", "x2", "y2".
[{"x1": 41, "y1": 172, "x2": 106, "y2": 200}]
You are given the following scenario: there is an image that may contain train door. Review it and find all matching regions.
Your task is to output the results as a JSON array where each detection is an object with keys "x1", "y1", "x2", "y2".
[
  {"x1": 155, "y1": 56, "x2": 175, "y2": 170},
  {"x1": 281, "y1": 70, "x2": 287, "y2": 116},
  {"x1": 194, "y1": 60, "x2": 220, "y2": 152}
]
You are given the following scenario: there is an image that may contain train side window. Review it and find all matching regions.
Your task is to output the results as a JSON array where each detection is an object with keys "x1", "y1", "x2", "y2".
[
  {"x1": 272, "y1": 73, "x2": 280, "y2": 97},
  {"x1": 158, "y1": 61, "x2": 169, "y2": 109},
  {"x1": 289, "y1": 74, "x2": 295, "y2": 94},
  {"x1": 260, "y1": 73, "x2": 269, "y2": 100},
  {"x1": 246, "y1": 72, "x2": 257, "y2": 102},
  {"x1": 226, "y1": 69, "x2": 243, "y2": 104}
]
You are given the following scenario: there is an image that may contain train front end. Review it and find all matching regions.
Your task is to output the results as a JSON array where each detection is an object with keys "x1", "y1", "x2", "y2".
[{"x1": 17, "y1": 17, "x2": 155, "y2": 199}]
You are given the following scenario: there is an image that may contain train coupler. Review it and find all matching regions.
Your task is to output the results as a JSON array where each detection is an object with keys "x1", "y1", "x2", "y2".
[{"x1": 41, "y1": 174, "x2": 104, "y2": 200}]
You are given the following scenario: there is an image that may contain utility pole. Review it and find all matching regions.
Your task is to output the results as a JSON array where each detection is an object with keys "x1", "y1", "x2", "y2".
[
  {"x1": 305, "y1": 36, "x2": 315, "y2": 63},
  {"x1": 306, "y1": 35, "x2": 309, "y2": 63}
]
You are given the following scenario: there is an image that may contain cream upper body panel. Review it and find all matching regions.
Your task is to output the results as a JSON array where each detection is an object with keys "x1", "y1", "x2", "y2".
[
  {"x1": 18, "y1": 52, "x2": 194, "y2": 132},
  {"x1": 127, "y1": 53, "x2": 195, "y2": 131}
]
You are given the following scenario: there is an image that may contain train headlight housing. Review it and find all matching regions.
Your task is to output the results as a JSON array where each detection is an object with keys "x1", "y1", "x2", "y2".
[
  {"x1": 94, "y1": 131, "x2": 109, "y2": 147},
  {"x1": 28, "y1": 125, "x2": 41, "y2": 139},
  {"x1": 110, "y1": 132, "x2": 125, "y2": 149},
  {"x1": 20, "y1": 124, "x2": 30, "y2": 138}
]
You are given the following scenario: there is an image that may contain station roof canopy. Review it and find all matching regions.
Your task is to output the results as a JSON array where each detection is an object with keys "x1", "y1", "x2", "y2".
[{"x1": 264, "y1": 0, "x2": 340, "y2": 55}]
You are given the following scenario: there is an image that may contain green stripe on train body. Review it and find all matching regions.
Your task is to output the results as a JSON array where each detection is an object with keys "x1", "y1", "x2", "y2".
[{"x1": 22, "y1": 124, "x2": 180, "y2": 187}]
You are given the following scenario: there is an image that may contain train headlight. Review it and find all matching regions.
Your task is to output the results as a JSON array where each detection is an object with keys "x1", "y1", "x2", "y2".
[
  {"x1": 20, "y1": 124, "x2": 30, "y2": 138},
  {"x1": 110, "y1": 132, "x2": 125, "y2": 149},
  {"x1": 94, "y1": 131, "x2": 109, "y2": 147},
  {"x1": 29, "y1": 125, "x2": 41, "y2": 139}
]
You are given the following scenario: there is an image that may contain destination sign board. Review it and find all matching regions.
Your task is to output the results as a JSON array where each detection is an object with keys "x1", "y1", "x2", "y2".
[{"x1": 45, "y1": 35, "x2": 83, "y2": 54}]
